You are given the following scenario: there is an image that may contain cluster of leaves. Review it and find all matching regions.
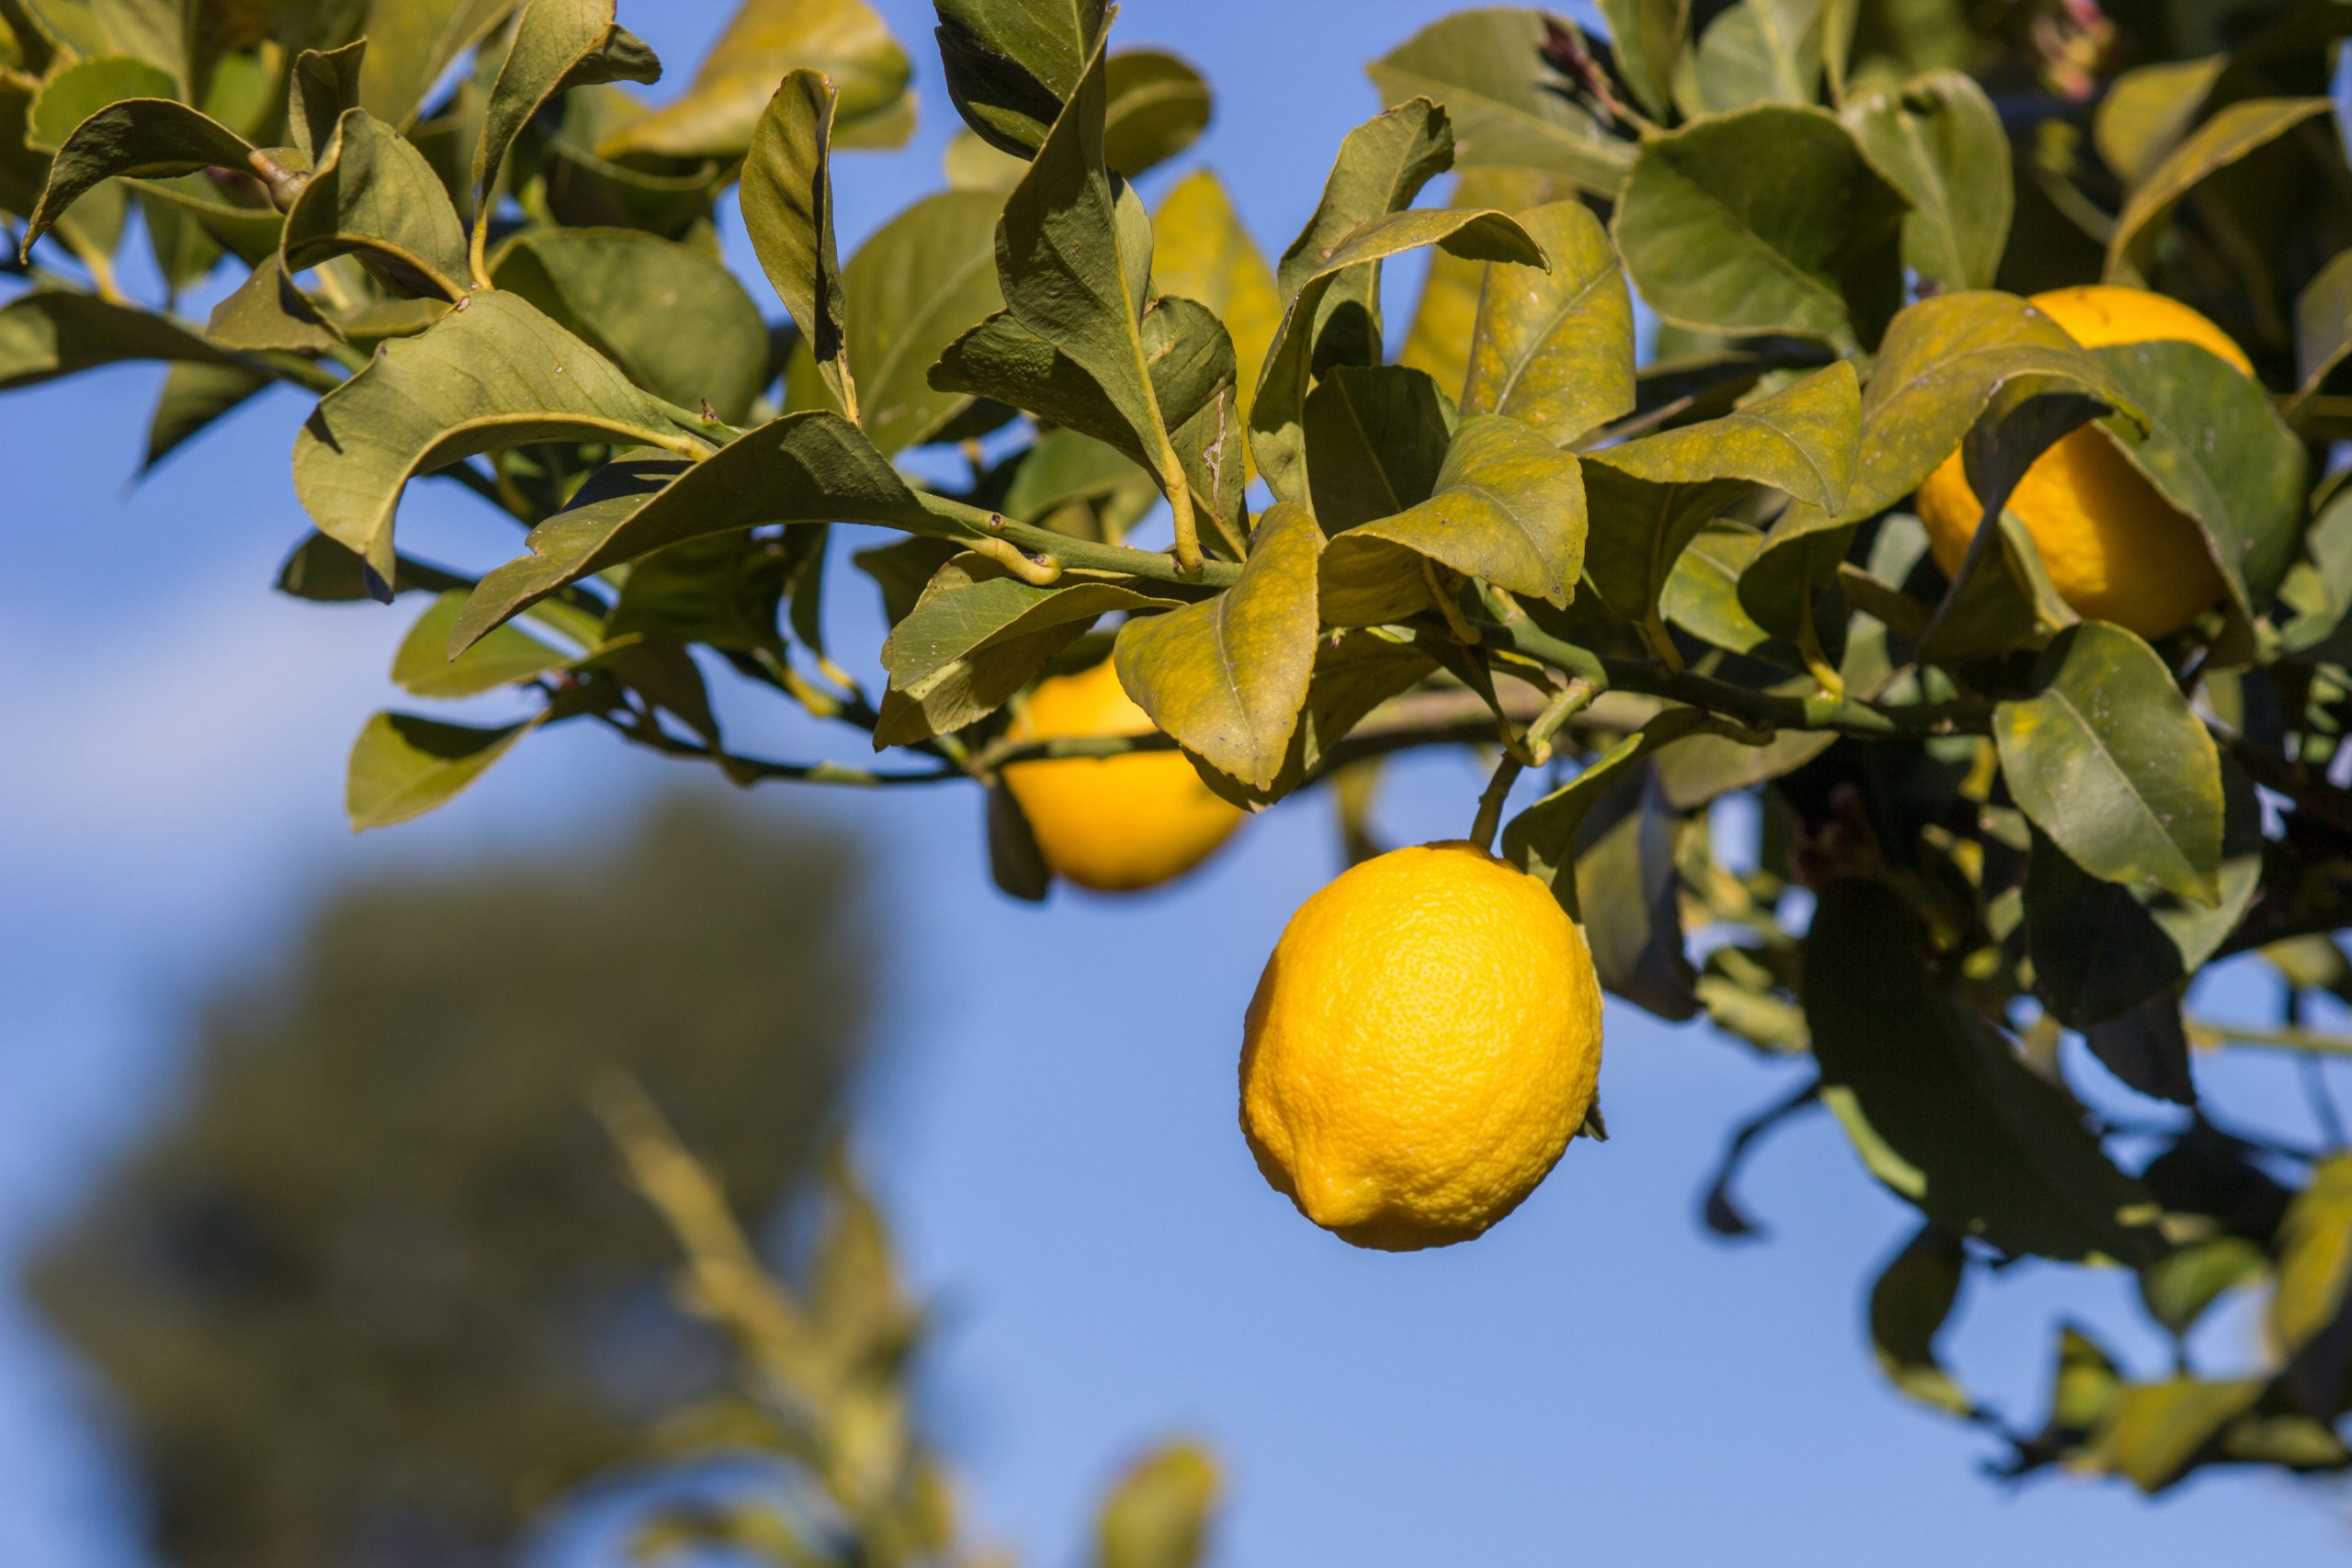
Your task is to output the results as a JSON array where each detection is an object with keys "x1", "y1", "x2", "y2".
[{"x1": 10, "y1": 0, "x2": 2352, "y2": 1500}]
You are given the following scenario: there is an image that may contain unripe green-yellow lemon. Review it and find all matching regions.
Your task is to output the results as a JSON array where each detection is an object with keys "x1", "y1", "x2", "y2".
[
  {"x1": 1915, "y1": 285, "x2": 2255, "y2": 641},
  {"x1": 1001, "y1": 659, "x2": 1244, "y2": 893},
  {"x1": 1238, "y1": 842, "x2": 1603, "y2": 1251}
]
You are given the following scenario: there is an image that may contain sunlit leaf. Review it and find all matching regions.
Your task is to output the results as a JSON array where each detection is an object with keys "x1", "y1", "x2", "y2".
[
  {"x1": 1686, "y1": 0, "x2": 1825, "y2": 115},
  {"x1": 21, "y1": 96, "x2": 253, "y2": 254},
  {"x1": 393, "y1": 590, "x2": 571, "y2": 699},
  {"x1": 600, "y1": 0, "x2": 910, "y2": 160},
  {"x1": 25, "y1": 54, "x2": 177, "y2": 151},
  {"x1": 933, "y1": 0, "x2": 1106, "y2": 157},
  {"x1": 346, "y1": 709, "x2": 544, "y2": 830},
  {"x1": 283, "y1": 107, "x2": 471, "y2": 299},
  {"x1": 1114, "y1": 503, "x2": 1320, "y2": 790},
  {"x1": 1368, "y1": 8, "x2": 1634, "y2": 194},
  {"x1": 1842, "y1": 70, "x2": 2009, "y2": 291},
  {"x1": 1460, "y1": 198, "x2": 1633, "y2": 446},
  {"x1": 2092, "y1": 54, "x2": 2223, "y2": 190},
  {"x1": 2084, "y1": 1379, "x2": 2265, "y2": 1494},
  {"x1": 1599, "y1": 0, "x2": 1690, "y2": 119},
  {"x1": 1092, "y1": 1440, "x2": 1220, "y2": 1568},
  {"x1": 2273, "y1": 1156, "x2": 2352, "y2": 1420},
  {"x1": 1398, "y1": 166, "x2": 1570, "y2": 404},
  {"x1": 475, "y1": 0, "x2": 660, "y2": 217},
  {"x1": 744, "y1": 69, "x2": 853, "y2": 415}
]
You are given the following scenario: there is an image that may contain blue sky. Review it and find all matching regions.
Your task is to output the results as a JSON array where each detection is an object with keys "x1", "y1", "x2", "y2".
[{"x1": 4, "y1": 1, "x2": 2350, "y2": 1563}]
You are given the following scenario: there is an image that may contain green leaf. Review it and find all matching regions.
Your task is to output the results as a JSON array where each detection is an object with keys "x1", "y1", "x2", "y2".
[
  {"x1": 2273, "y1": 1156, "x2": 2352, "y2": 1416},
  {"x1": 288, "y1": 39, "x2": 368, "y2": 164},
  {"x1": 276, "y1": 532, "x2": 470, "y2": 602},
  {"x1": 475, "y1": 0, "x2": 660, "y2": 219},
  {"x1": 2139, "y1": 1234, "x2": 2265, "y2": 1339},
  {"x1": 1253, "y1": 205, "x2": 1545, "y2": 506},
  {"x1": 1103, "y1": 49, "x2": 1210, "y2": 179},
  {"x1": 986, "y1": 780, "x2": 1052, "y2": 902},
  {"x1": 293, "y1": 289, "x2": 704, "y2": 588},
  {"x1": 1114, "y1": 502, "x2": 1320, "y2": 791},
  {"x1": 2106, "y1": 97, "x2": 2330, "y2": 284},
  {"x1": 1303, "y1": 363, "x2": 1453, "y2": 532},
  {"x1": 0, "y1": 288, "x2": 242, "y2": 391},
  {"x1": 2024, "y1": 759, "x2": 2259, "y2": 1031},
  {"x1": 876, "y1": 555, "x2": 1177, "y2": 744},
  {"x1": 995, "y1": 35, "x2": 1182, "y2": 509},
  {"x1": 206, "y1": 254, "x2": 339, "y2": 353},
  {"x1": 458, "y1": 419, "x2": 928, "y2": 651},
  {"x1": 1804, "y1": 878, "x2": 2167, "y2": 1265},
  {"x1": 933, "y1": 0, "x2": 1106, "y2": 158},
  {"x1": 743, "y1": 69, "x2": 853, "y2": 416},
  {"x1": 357, "y1": 0, "x2": 517, "y2": 129},
  {"x1": 26, "y1": 53, "x2": 177, "y2": 151},
  {"x1": 346, "y1": 709, "x2": 543, "y2": 830},
  {"x1": 2096, "y1": 340, "x2": 2309, "y2": 623},
  {"x1": 1503, "y1": 708, "x2": 1716, "y2": 915},
  {"x1": 1842, "y1": 70, "x2": 2010, "y2": 292},
  {"x1": 392, "y1": 589, "x2": 571, "y2": 699},
  {"x1": 1686, "y1": 0, "x2": 1826, "y2": 114},
  {"x1": 1091, "y1": 1440, "x2": 1219, "y2": 1568},
  {"x1": 1319, "y1": 413, "x2": 1587, "y2": 627},
  {"x1": 283, "y1": 107, "x2": 471, "y2": 300},
  {"x1": 1368, "y1": 8, "x2": 1634, "y2": 195},
  {"x1": 2293, "y1": 246, "x2": 2352, "y2": 400},
  {"x1": 1460, "y1": 198, "x2": 1634, "y2": 446},
  {"x1": 1868, "y1": 1223, "x2": 1974, "y2": 1417},
  {"x1": 1399, "y1": 166, "x2": 1572, "y2": 405},
  {"x1": 1151, "y1": 168, "x2": 1279, "y2": 429},
  {"x1": 842, "y1": 188, "x2": 1004, "y2": 455},
  {"x1": 1612, "y1": 103, "x2": 1906, "y2": 351},
  {"x1": 491, "y1": 226, "x2": 769, "y2": 422},
  {"x1": 142, "y1": 358, "x2": 266, "y2": 471},
  {"x1": 1995, "y1": 622, "x2": 2224, "y2": 908},
  {"x1": 603, "y1": 0, "x2": 910, "y2": 160},
  {"x1": 1575, "y1": 763, "x2": 1701, "y2": 1020},
  {"x1": 2093, "y1": 54, "x2": 2224, "y2": 191},
  {"x1": 20, "y1": 96, "x2": 254, "y2": 255},
  {"x1": 606, "y1": 528, "x2": 802, "y2": 651},
  {"x1": 1583, "y1": 362, "x2": 1858, "y2": 626},
  {"x1": 2085, "y1": 1379, "x2": 2266, "y2": 1494},
  {"x1": 89, "y1": 0, "x2": 187, "y2": 86},
  {"x1": 1599, "y1": 0, "x2": 1690, "y2": 119}
]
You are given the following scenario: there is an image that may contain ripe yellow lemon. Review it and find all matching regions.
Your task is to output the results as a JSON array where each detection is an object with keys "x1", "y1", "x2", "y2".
[
  {"x1": 1001, "y1": 658, "x2": 1244, "y2": 893},
  {"x1": 1239, "y1": 842, "x2": 1603, "y2": 1251},
  {"x1": 1914, "y1": 285, "x2": 2254, "y2": 640}
]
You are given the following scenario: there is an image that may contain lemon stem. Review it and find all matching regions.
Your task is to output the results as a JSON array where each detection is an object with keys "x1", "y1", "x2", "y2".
[{"x1": 1470, "y1": 752, "x2": 1525, "y2": 854}]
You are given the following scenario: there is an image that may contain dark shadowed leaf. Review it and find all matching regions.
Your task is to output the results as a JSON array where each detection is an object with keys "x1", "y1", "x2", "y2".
[
  {"x1": 1368, "y1": 8, "x2": 1634, "y2": 194},
  {"x1": 743, "y1": 69, "x2": 853, "y2": 415},
  {"x1": 1319, "y1": 413, "x2": 1586, "y2": 626},
  {"x1": 346, "y1": 710, "x2": 545, "y2": 830},
  {"x1": 283, "y1": 108, "x2": 471, "y2": 299},
  {"x1": 601, "y1": 0, "x2": 910, "y2": 160},
  {"x1": 1843, "y1": 69, "x2": 2010, "y2": 291},
  {"x1": 455, "y1": 414, "x2": 929, "y2": 647},
  {"x1": 2082, "y1": 992, "x2": 2197, "y2": 1107},
  {"x1": 143, "y1": 359, "x2": 267, "y2": 471},
  {"x1": 1613, "y1": 104, "x2": 1906, "y2": 351},
  {"x1": 2274, "y1": 1156, "x2": 2352, "y2": 1420},
  {"x1": 0, "y1": 288, "x2": 243, "y2": 390},
  {"x1": 1995, "y1": 622, "x2": 2223, "y2": 908},
  {"x1": 1698, "y1": 1076, "x2": 1818, "y2": 1236},
  {"x1": 293, "y1": 290, "x2": 705, "y2": 587},
  {"x1": 2294, "y1": 247, "x2": 2352, "y2": 400},
  {"x1": 1804, "y1": 878, "x2": 2167, "y2": 1264},
  {"x1": 986, "y1": 781, "x2": 1051, "y2": 902},
  {"x1": 1303, "y1": 363, "x2": 1453, "y2": 532},
  {"x1": 2106, "y1": 97, "x2": 2331, "y2": 283},
  {"x1": 1574, "y1": 763, "x2": 1700, "y2": 1020},
  {"x1": 2025, "y1": 759, "x2": 2259, "y2": 1030},
  {"x1": 1503, "y1": 709, "x2": 1716, "y2": 916},
  {"x1": 206, "y1": 255, "x2": 340, "y2": 353},
  {"x1": 491, "y1": 227, "x2": 769, "y2": 422},
  {"x1": 1460, "y1": 198, "x2": 1634, "y2": 446},
  {"x1": 933, "y1": 0, "x2": 1107, "y2": 158},
  {"x1": 276, "y1": 533, "x2": 470, "y2": 602},
  {"x1": 1868, "y1": 1224, "x2": 1974, "y2": 1416},
  {"x1": 1114, "y1": 503, "x2": 1320, "y2": 790}
]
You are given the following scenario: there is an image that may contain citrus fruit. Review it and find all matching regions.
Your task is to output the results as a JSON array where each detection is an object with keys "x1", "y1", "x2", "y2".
[
  {"x1": 1238, "y1": 841, "x2": 1603, "y2": 1251},
  {"x1": 1001, "y1": 658, "x2": 1244, "y2": 893},
  {"x1": 1914, "y1": 285, "x2": 2253, "y2": 640}
]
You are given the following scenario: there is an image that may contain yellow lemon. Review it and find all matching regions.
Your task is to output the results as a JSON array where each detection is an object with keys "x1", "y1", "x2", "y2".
[
  {"x1": 1914, "y1": 285, "x2": 2254, "y2": 640},
  {"x1": 1239, "y1": 842, "x2": 1603, "y2": 1251},
  {"x1": 1001, "y1": 659, "x2": 1244, "y2": 893}
]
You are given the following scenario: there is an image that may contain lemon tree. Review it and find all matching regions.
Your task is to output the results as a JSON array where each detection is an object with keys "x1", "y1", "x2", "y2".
[{"x1": 10, "y1": 0, "x2": 2352, "y2": 1509}]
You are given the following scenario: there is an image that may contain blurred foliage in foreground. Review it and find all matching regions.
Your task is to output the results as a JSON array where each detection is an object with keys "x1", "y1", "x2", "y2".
[{"x1": 26, "y1": 796, "x2": 874, "y2": 1568}]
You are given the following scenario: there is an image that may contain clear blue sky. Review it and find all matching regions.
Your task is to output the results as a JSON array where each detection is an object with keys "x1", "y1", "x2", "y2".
[{"x1": 3, "y1": 2, "x2": 2347, "y2": 1563}]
